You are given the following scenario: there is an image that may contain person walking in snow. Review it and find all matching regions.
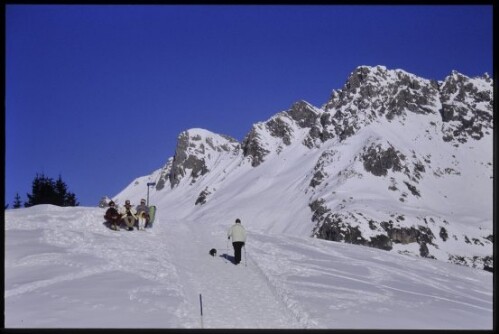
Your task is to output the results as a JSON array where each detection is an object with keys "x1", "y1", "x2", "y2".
[
  {"x1": 120, "y1": 199, "x2": 137, "y2": 231},
  {"x1": 227, "y1": 218, "x2": 247, "y2": 265},
  {"x1": 135, "y1": 198, "x2": 149, "y2": 230},
  {"x1": 104, "y1": 201, "x2": 121, "y2": 231}
]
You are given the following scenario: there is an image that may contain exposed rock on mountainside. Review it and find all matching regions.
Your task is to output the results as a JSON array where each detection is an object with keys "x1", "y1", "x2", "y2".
[
  {"x1": 439, "y1": 71, "x2": 493, "y2": 143},
  {"x1": 157, "y1": 129, "x2": 241, "y2": 189}
]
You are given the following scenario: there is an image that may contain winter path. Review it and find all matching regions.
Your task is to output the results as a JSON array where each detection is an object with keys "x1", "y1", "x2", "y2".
[
  {"x1": 5, "y1": 205, "x2": 493, "y2": 329},
  {"x1": 163, "y1": 219, "x2": 301, "y2": 328}
]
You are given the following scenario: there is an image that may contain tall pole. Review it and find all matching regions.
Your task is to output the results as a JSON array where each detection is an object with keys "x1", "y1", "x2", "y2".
[
  {"x1": 146, "y1": 182, "x2": 156, "y2": 206},
  {"x1": 199, "y1": 293, "x2": 204, "y2": 328}
]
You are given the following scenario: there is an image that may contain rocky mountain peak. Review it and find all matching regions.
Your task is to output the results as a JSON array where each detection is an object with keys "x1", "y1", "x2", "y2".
[
  {"x1": 241, "y1": 100, "x2": 324, "y2": 166},
  {"x1": 158, "y1": 128, "x2": 241, "y2": 189},
  {"x1": 287, "y1": 100, "x2": 319, "y2": 128},
  {"x1": 117, "y1": 65, "x2": 493, "y2": 271}
]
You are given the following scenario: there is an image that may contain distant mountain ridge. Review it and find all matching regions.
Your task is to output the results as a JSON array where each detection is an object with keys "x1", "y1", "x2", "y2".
[{"x1": 115, "y1": 65, "x2": 493, "y2": 271}]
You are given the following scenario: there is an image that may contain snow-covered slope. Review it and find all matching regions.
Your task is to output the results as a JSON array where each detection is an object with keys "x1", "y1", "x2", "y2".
[
  {"x1": 114, "y1": 65, "x2": 493, "y2": 270},
  {"x1": 4, "y1": 205, "x2": 493, "y2": 329}
]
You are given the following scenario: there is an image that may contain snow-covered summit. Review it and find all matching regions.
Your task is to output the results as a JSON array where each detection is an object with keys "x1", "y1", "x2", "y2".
[
  {"x1": 166, "y1": 128, "x2": 241, "y2": 188},
  {"x1": 115, "y1": 65, "x2": 493, "y2": 270}
]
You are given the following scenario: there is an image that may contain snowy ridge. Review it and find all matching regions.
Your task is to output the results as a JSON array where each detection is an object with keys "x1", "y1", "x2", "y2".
[
  {"x1": 114, "y1": 65, "x2": 492, "y2": 270},
  {"x1": 5, "y1": 205, "x2": 493, "y2": 328}
]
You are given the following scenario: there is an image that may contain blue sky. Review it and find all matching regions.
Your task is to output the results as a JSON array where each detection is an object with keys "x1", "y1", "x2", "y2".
[{"x1": 5, "y1": 5, "x2": 493, "y2": 207}]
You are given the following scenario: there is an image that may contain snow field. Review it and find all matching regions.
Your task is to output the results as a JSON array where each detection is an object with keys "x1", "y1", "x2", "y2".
[{"x1": 5, "y1": 205, "x2": 493, "y2": 329}]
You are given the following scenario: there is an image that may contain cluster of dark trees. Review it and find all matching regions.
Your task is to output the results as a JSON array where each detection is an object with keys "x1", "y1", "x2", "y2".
[{"x1": 10, "y1": 173, "x2": 79, "y2": 208}]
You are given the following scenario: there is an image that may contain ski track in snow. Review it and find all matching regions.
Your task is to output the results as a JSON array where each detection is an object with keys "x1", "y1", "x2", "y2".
[{"x1": 164, "y1": 220, "x2": 303, "y2": 328}]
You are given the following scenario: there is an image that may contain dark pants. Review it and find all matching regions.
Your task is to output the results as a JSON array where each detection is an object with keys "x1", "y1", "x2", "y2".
[
  {"x1": 232, "y1": 242, "x2": 245, "y2": 264},
  {"x1": 106, "y1": 217, "x2": 120, "y2": 230}
]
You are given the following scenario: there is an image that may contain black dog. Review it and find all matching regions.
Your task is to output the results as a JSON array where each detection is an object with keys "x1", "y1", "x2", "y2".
[{"x1": 209, "y1": 248, "x2": 217, "y2": 257}]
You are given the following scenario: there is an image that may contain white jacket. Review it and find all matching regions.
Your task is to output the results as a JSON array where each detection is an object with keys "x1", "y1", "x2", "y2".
[
  {"x1": 119, "y1": 205, "x2": 137, "y2": 219},
  {"x1": 228, "y1": 223, "x2": 247, "y2": 242}
]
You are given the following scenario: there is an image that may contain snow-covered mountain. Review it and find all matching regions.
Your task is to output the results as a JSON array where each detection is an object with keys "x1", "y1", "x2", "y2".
[
  {"x1": 4, "y1": 65, "x2": 493, "y2": 329},
  {"x1": 115, "y1": 65, "x2": 493, "y2": 270}
]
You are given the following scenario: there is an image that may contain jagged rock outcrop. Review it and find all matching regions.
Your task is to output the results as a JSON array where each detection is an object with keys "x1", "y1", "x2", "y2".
[
  {"x1": 156, "y1": 129, "x2": 241, "y2": 189},
  {"x1": 242, "y1": 101, "x2": 321, "y2": 166},
  {"x1": 362, "y1": 143, "x2": 406, "y2": 177},
  {"x1": 195, "y1": 187, "x2": 213, "y2": 205},
  {"x1": 320, "y1": 66, "x2": 441, "y2": 142},
  {"x1": 439, "y1": 71, "x2": 493, "y2": 143},
  {"x1": 241, "y1": 124, "x2": 271, "y2": 167},
  {"x1": 170, "y1": 131, "x2": 209, "y2": 187}
]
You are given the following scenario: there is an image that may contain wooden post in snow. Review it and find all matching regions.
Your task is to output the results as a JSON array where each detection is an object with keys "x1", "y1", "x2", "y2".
[{"x1": 199, "y1": 293, "x2": 204, "y2": 328}]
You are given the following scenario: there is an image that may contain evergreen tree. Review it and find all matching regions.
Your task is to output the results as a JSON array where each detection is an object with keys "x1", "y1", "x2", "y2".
[
  {"x1": 55, "y1": 175, "x2": 68, "y2": 206},
  {"x1": 25, "y1": 173, "x2": 56, "y2": 207},
  {"x1": 13, "y1": 193, "x2": 23, "y2": 209},
  {"x1": 64, "y1": 192, "x2": 79, "y2": 207},
  {"x1": 55, "y1": 175, "x2": 79, "y2": 206},
  {"x1": 25, "y1": 173, "x2": 79, "y2": 207}
]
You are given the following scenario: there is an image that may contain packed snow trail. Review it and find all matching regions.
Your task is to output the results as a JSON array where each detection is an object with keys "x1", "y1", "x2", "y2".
[
  {"x1": 162, "y1": 219, "x2": 302, "y2": 328},
  {"x1": 5, "y1": 205, "x2": 493, "y2": 329}
]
